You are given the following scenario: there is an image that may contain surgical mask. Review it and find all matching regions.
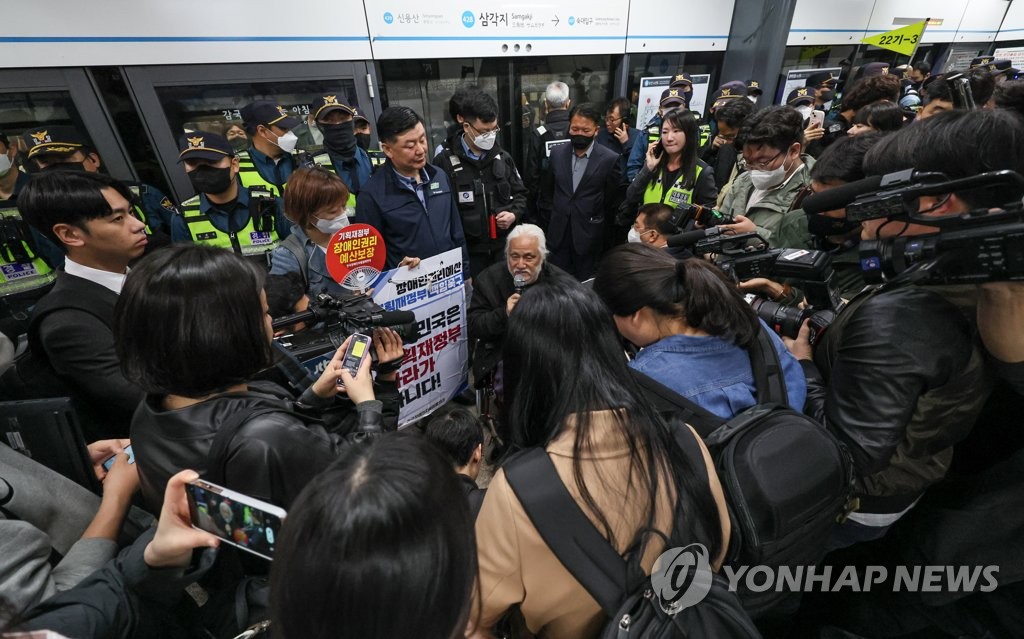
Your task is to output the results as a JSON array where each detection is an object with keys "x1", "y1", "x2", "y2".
[
  {"x1": 0, "y1": 154, "x2": 12, "y2": 178},
  {"x1": 474, "y1": 130, "x2": 498, "y2": 151},
  {"x1": 188, "y1": 165, "x2": 234, "y2": 194},
  {"x1": 356, "y1": 132, "x2": 371, "y2": 151},
  {"x1": 321, "y1": 121, "x2": 357, "y2": 157},
  {"x1": 570, "y1": 134, "x2": 594, "y2": 150},
  {"x1": 748, "y1": 96, "x2": 757, "y2": 103},
  {"x1": 627, "y1": 227, "x2": 643, "y2": 243},
  {"x1": 40, "y1": 161, "x2": 86, "y2": 173},
  {"x1": 312, "y1": 211, "x2": 349, "y2": 235},
  {"x1": 795, "y1": 105, "x2": 813, "y2": 119},
  {"x1": 749, "y1": 158, "x2": 790, "y2": 191},
  {"x1": 268, "y1": 129, "x2": 299, "y2": 154}
]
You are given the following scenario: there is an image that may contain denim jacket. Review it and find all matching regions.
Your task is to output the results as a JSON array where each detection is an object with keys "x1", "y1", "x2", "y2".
[{"x1": 629, "y1": 321, "x2": 808, "y2": 420}]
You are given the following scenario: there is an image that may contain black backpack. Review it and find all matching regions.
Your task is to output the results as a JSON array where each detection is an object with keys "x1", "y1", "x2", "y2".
[
  {"x1": 632, "y1": 329, "x2": 855, "y2": 618},
  {"x1": 503, "y1": 426, "x2": 762, "y2": 639}
]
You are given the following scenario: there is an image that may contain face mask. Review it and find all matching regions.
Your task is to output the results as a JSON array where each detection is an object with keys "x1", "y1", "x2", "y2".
[
  {"x1": 40, "y1": 161, "x2": 86, "y2": 173},
  {"x1": 356, "y1": 132, "x2": 371, "y2": 151},
  {"x1": 748, "y1": 96, "x2": 757, "y2": 103},
  {"x1": 819, "y1": 89, "x2": 835, "y2": 103},
  {"x1": 807, "y1": 212, "x2": 860, "y2": 238},
  {"x1": 188, "y1": 165, "x2": 234, "y2": 194},
  {"x1": 0, "y1": 154, "x2": 12, "y2": 178},
  {"x1": 570, "y1": 134, "x2": 593, "y2": 150},
  {"x1": 795, "y1": 105, "x2": 813, "y2": 119},
  {"x1": 312, "y1": 212, "x2": 349, "y2": 235},
  {"x1": 267, "y1": 129, "x2": 298, "y2": 154},
  {"x1": 473, "y1": 130, "x2": 498, "y2": 151},
  {"x1": 230, "y1": 137, "x2": 249, "y2": 153},
  {"x1": 321, "y1": 121, "x2": 357, "y2": 157},
  {"x1": 749, "y1": 157, "x2": 790, "y2": 191},
  {"x1": 627, "y1": 227, "x2": 643, "y2": 243}
]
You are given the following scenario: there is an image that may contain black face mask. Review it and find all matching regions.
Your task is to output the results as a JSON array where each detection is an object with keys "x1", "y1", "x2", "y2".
[
  {"x1": 818, "y1": 88, "x2": 835, "y2": 103},
  {"x1": 188, "y1": 165, "x2": 234, "y2": 194},
  {"x1": 321, "y1": 121, "x2": 357, "y2": 157},
  {"x1": 355, "y1": 132, "x2": 371, "y2": 151},
  {"x1": 230, "y1": 137, "x2": 249, "y2": 153},
  {"x1": 40, "y1": 161, "x2": 86, "y2": 173},
  {"x1": 807, "y1": 211, "x2": 860, "y2": 238},
  {"x1": 570, "y1": 134, "x2": 594, "y2": 150}
]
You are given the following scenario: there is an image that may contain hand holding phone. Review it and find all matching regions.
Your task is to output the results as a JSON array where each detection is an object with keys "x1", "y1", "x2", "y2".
[
  {"x1": 808, "y1": 110, "x2": 825, "y2": 129},
  {"x1": 186, "y1": 478, "x2": 286, "y2": 561},
  {"x1": 102, "y1": 444, "x2": 135, "y2": 472},
  {"x1": 339, "y1": 333, "x2": 372, "y2": 380}
]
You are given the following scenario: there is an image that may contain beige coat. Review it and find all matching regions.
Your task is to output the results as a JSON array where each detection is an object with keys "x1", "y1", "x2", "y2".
[{"x1": 474, "y1": 411, "x2": 729, "y2": 638}]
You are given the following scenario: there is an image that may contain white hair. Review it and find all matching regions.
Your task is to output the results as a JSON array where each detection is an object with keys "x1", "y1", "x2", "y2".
[
  {"x1": 545, "y1": 82, "x2": 571, "y2": 109},
  {"x1": 505, "y1": 223, "x2": 548, "y2": 258}
]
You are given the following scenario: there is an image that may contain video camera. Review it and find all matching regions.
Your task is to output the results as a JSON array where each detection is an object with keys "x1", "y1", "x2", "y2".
[
  {"x1": 668, "y1": 228, "x2": 843, "y2": 345},
  {"x1": 272, "y1": 292, "x2": 417, "y2": 364},
  {"x1": 672, "y1": 202, "x2": 735, "y2": 229},
  {"x1": 806, "y1": 169, "x2": 1024, "y2": 284}
]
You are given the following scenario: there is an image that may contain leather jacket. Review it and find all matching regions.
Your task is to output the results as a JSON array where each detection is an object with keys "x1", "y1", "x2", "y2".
[
  {"x1": 802, "y1": 284, "x2": 991, "y2": 511},
  {"x1": 132, "y1": 380, "x2": 398, "y2": 513}
]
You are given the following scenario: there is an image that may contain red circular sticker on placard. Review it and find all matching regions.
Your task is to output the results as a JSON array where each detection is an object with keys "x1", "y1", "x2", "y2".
[{"x1": 326, "y1": 223, "x2": 387, "y2": 291}]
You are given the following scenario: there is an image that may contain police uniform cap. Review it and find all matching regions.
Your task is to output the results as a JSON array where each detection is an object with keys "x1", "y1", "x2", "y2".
[
  {"x1": 311, "y1": 95, "x2": 357, "y2": 121},
  {"x1": 805, "y1": 71, "x2": 838, "y2": 88},
  {"x1": 787, "y1": 86, "x2": 817, "y2": 106},
  {"x1": 353, "y1": 109, "x2": 370, "y2": 124},
  {"x1": 177, "y1": 131, "x2": 235, "y2": 162},
  {"x1": 890, "y1": 64, "x2": 911, "y2": 78},
  {"x1": 986, "y1": 59, "x2": 1013, "y2": 74},
  {"x1": 23, "y1": 125, "x2": 86, "y2": 159},
  {"x1": 719, "y1": 80, "x2": 748, "y2": 96},
  {"x1": 747, "y1": 79, "x2": 763, "y2": 96},
  {"x1": 857, "y1": 62, "x2": 890, "y2": 79},
  {"x1": 710, "y1": 88, "x2": 743, "y2": 111},
  {"x1": 660, "y1": 88, "x2": 688, "y2": 108},
  {"x1": 240, "y1": 100, "x2": 301, "y2": 131},
  {"x1": 970, "y1": 56, "x2": 994, "y2": 68},
  {"x1": 670, "y1": 72, "x2": 693, "y2": 88}
]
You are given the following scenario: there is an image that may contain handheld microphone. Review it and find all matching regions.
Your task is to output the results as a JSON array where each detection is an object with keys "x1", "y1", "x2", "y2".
[
  {"x1": 513, "y1": 274, "x2": 527, "y2": 294},
  {"x1": 802, "y1": 175, "x2": 884, "y2": 215}
]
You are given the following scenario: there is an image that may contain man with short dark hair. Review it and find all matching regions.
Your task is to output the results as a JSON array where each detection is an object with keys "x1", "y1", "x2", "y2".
[
  {"x1": 629, "y1": 202, "x2": 691, "y2": 260},
  {"x1": 702, "y1": 97, "x2": 755, "y2": 191},
  {"x1": 353, "y1": 106, "x2": 469, "y2": 272},
  {"x1": 910, "y1": 61, "x2": 932, "y2": 86},
  {"x1": 596, "y1": 96, "x2": 641, "y2": 178},
  {"x1": 423, "y1": 408, "x2": 486, "y2": 516},
  {"x1": 433, "y1": 90, "x2": 528, "y2": 279},
  {"x1": 545, "y1": 103, "x2": 622, "y2": 279},
  {"x1": 0, "y1": 171, "x2": 147, "y2": 439},
  {"x1": 238, "y1": 100, "x2": 303, "y2": 196}
]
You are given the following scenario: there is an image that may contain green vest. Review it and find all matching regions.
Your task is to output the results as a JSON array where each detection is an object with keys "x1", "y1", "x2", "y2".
[
  {"x1": 0, "y1": 206, "x2": 56, "y2": 297},
  {"x1": 126, "y1": 185, "x2": 157, "y2": 235},
  {"x1": 237, "y1": 154, "x2": 284, "y2": 198},
  {"x1": 310, "y1": 153, "x2": 358, "y2": 208},
  {"x1": 367, "y1": 149, "x2": 387, "y2": 169},
  {"x1": 180, "y1": 190, "x2": 280, "y2": 257},
  {"x1": 643, "y1": 164, "x2": 704, "y2": 208}
]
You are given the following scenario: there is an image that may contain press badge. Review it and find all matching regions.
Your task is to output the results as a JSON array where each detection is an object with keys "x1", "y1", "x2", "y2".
[
  {"x1": 459, "y1": 191, "x2": 475, "y2": 203},
  {"x1": 250, "y1": 231, "x2": 273, "y2": 246}
]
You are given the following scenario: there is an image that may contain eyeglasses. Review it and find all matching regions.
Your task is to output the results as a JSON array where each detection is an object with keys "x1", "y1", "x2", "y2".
[
  {"x1": 605, "y1": 114, "x2": 623, "y2": 123},
  {"x1": 744, "y1": 150, "x2": 784, "y2": 171},
  {"x1": 466, "y1": 121, "x2": 500, "y2": 136}
]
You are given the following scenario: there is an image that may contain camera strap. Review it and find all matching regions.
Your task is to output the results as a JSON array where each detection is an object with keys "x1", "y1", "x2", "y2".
[{"x1": 748, "y1": 328, "x2": 789, "y2": 406}]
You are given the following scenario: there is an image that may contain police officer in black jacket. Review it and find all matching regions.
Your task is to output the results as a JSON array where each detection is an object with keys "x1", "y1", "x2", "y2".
[
  {"x1": 523, "y1": 81, "x2": 572, "y2": 227},
  {"x1": 433, "y1": 90, "x2": 528, "y2": 279}
]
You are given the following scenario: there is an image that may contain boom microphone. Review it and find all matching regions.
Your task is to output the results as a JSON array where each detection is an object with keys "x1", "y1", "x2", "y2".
[
  {"x1": 666, "y1": 227, "x2": 723, "y2": 248},
  {"x1": 369, "y1": 310, "x2": 416, "y2": 325},
  {"x1": 802, "y1": 175, "x2": 884, "y2": 215}
]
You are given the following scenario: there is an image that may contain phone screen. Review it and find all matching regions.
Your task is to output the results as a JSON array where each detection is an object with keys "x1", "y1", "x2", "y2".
[
  {"x1": 102, "y1": 445, "x2": 135, "y2": 472},
  {"x1": 340, "y1": 333, "x2": 372, "y2": 381},
  {"x1": 186, "y1": 481, "x2": 285, "y2": 560}
]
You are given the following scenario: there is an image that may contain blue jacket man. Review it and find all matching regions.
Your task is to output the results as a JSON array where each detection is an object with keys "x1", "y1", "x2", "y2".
[{"x1": 353, "y1": 107, "x2": 469, "y2": 272}]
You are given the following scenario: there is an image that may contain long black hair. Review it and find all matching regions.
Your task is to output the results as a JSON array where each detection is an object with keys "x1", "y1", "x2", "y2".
[
  {"x1": 270, "y1": 433, "x2": 477, "y2": 639},
  {"x1": 657, "y1": 107, "x2": 701, "y2": 189},
  {"x1": 503, "y1": 277, "x2": 723, "y2": 558},
  {"x1": 593, "y1": 243, "x2": 761, "y2": 348}
]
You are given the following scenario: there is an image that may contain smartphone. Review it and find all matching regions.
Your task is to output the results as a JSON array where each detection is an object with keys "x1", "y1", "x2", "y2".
[
  {"x1": 652, "y1": 141, "x2": 665, "y2": 158},
  {"x1": 808, "y1": 110, "x2": 825, "y2": 128},
  {"x1": 339, "y1": 333, "x2": 372, "y2": 383},
  {"x1": 186, "y1": 479, "x2": 286, "y2": 561},
  {"x1": 102, "y1": 445, "x2": 135, "y2": 472}
]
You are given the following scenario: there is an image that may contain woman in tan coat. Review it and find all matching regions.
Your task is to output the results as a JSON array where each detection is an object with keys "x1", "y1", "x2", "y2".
[{"x1": 472, "y1": 277, "x2": 731, "y2": 638}]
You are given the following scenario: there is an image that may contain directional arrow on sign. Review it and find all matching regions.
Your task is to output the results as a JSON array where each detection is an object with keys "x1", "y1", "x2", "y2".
[{"x1": 552, "y1": 15, "x2": 559, "y2": 26}]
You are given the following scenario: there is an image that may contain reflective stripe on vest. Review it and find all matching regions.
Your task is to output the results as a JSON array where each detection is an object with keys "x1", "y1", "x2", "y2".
[
  {"x1": 180, "y1": 196, "x2": 280, "y2": 257},
  {"x1": 311, "y1": 153, "x2": 357, "y2": 208},
  {"x1": 237, "y1": 156, "x2": 284, "y2": 198},
  {"x1": 367, "y1": 149, "x2": 387, "y2": 167},
  {"x1": 126, "y1": 185, "x2": 157, "y2": 235},
  {"x1": 698, "y1": 123, "x2": 711, "y2": 149},
  {"x1": 0, "y1": 207, "x2": 56, "y2": 296},
  {"x1": 643, "y1": 164, "x2": 704, "y2": 208}
]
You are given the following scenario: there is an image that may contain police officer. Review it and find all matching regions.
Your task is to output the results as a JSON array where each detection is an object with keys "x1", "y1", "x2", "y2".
[
  {"x1": 0, "y1": 132, "x2": 56, "y2": 339},
  {"x1": 308, "y1": 95, "x2": 373, "y2": 201},
  {"x1": 354, "y1": 111, "x2": 387, "y2": 170},
  {"x1": 524, "y1": 81, "x2": 572, "y2": 226},
  {"x1": 21, "y1": 125, "x2": 177, "y2": 243},
  {"x1": 173, "y1": 131, "x2": 289, "y2": 264},
  {"x1": 806, "y1": 71, "x2": 839, "y2": 110},
  {"x1": 747, "y1": 79, "x2": 763, "y2": 102},
  {"x1": 433, "y1": 90, "x2": 528, "y2": 279},
  {"x1": 238, "y1": 100, "x2": 304, "y2": 196}
]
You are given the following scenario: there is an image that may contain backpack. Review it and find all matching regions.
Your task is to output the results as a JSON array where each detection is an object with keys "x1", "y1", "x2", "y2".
[
  {"x1": 631, "y1": 329, "x2": 855, "y2": 618},
  {"x1": 503, "y1": 426, "x2": 762, "y2": 639}
]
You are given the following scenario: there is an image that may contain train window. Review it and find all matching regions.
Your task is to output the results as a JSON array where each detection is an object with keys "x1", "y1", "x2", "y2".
[
  {"x1": 626, "y1": 52, "x2": 724, "y2": 121},
  {"x1": 0, "y1": 91, "x2": 93, "y2": 168},
  {"x1": 152, "y1": 79, "x2": 360, "y2": 155}
]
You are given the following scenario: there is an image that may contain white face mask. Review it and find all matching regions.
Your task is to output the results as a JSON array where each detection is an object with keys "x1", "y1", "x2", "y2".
[
  {"x1": 795, "y1": 104, "x2": 813, "y2": 119},
  {"x1": 748, "y1": 95, "x2": 757, "y2": 103},
  {"x1": 627, "y1": 227, "x2": 643, "y2": 243},
  {"x1": 0, "y1": 154, "x2": 11, "y2": 178},
  {"x1": 474, "y1": 131, "x2": 497, "y2": 151},
  {"x1": 749, "y1": 158, "x2": 790, "y2": 191},
  {"x1": 313, "y1": 212, "x2": 349, "y2": 235},
  {"x1": 271, "y1": 130, "x2": 299, "y2": 154}
]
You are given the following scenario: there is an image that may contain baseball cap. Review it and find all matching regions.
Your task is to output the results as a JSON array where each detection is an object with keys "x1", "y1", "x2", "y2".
[
  {"x1": 787, "y1": 86, "x2": 817, "y2": 106},
  {"x1": 710, "y1": 87, "x2": 744, "y2": 111},
  {"x1": 177, "y1": 131, "x2": 235, "y2": 162},
  {"x1": 857, "y1": 62, "x2": 891, "y2": 79},
  {"x1": 670, "y1": 73, "x2": 693, "y2": 89},
  {"x1": 719, "y1": 80, "x2": 748, "y2": 95},
  {"x1": 311, "y1": 95, "x2": 357, "y2": 121},
  {"x1": 805, "y1": 71, "x2": 839, "y2": 88},
  {"x1": 23, "y1": 125, "x2": 86, "y2": 159},
  {"x1": 660, "y1": 88, "x2": 688, "y2": 108},
  {"x1": 747, "y1": 80, "x2": 763, "y2": 96},
  {"x1": 240, "y1": 100, "x2": 301, "y2": 131}
]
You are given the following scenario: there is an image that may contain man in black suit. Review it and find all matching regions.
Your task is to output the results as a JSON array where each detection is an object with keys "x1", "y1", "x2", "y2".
[
  {"x1": 545, "y1": 103, "x2": 623, "y2": 280},
  {"x1": 1, "y1": 171, "x2": 147, "y2": 439}
]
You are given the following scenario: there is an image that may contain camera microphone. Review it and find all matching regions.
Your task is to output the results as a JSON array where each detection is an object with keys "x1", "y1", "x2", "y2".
[
  {"x1": 666, "y1": 227, "x2": 723, "y2": 248},
  {"x1": 514, "y1": 274, "x2": 527, "y2": 294},
  {"x1": 802, "y1": 175, "x2": 884, "y2": 215},
  {"x1": 369, "y1": 310, "x2": 416, "y2": 325}
]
